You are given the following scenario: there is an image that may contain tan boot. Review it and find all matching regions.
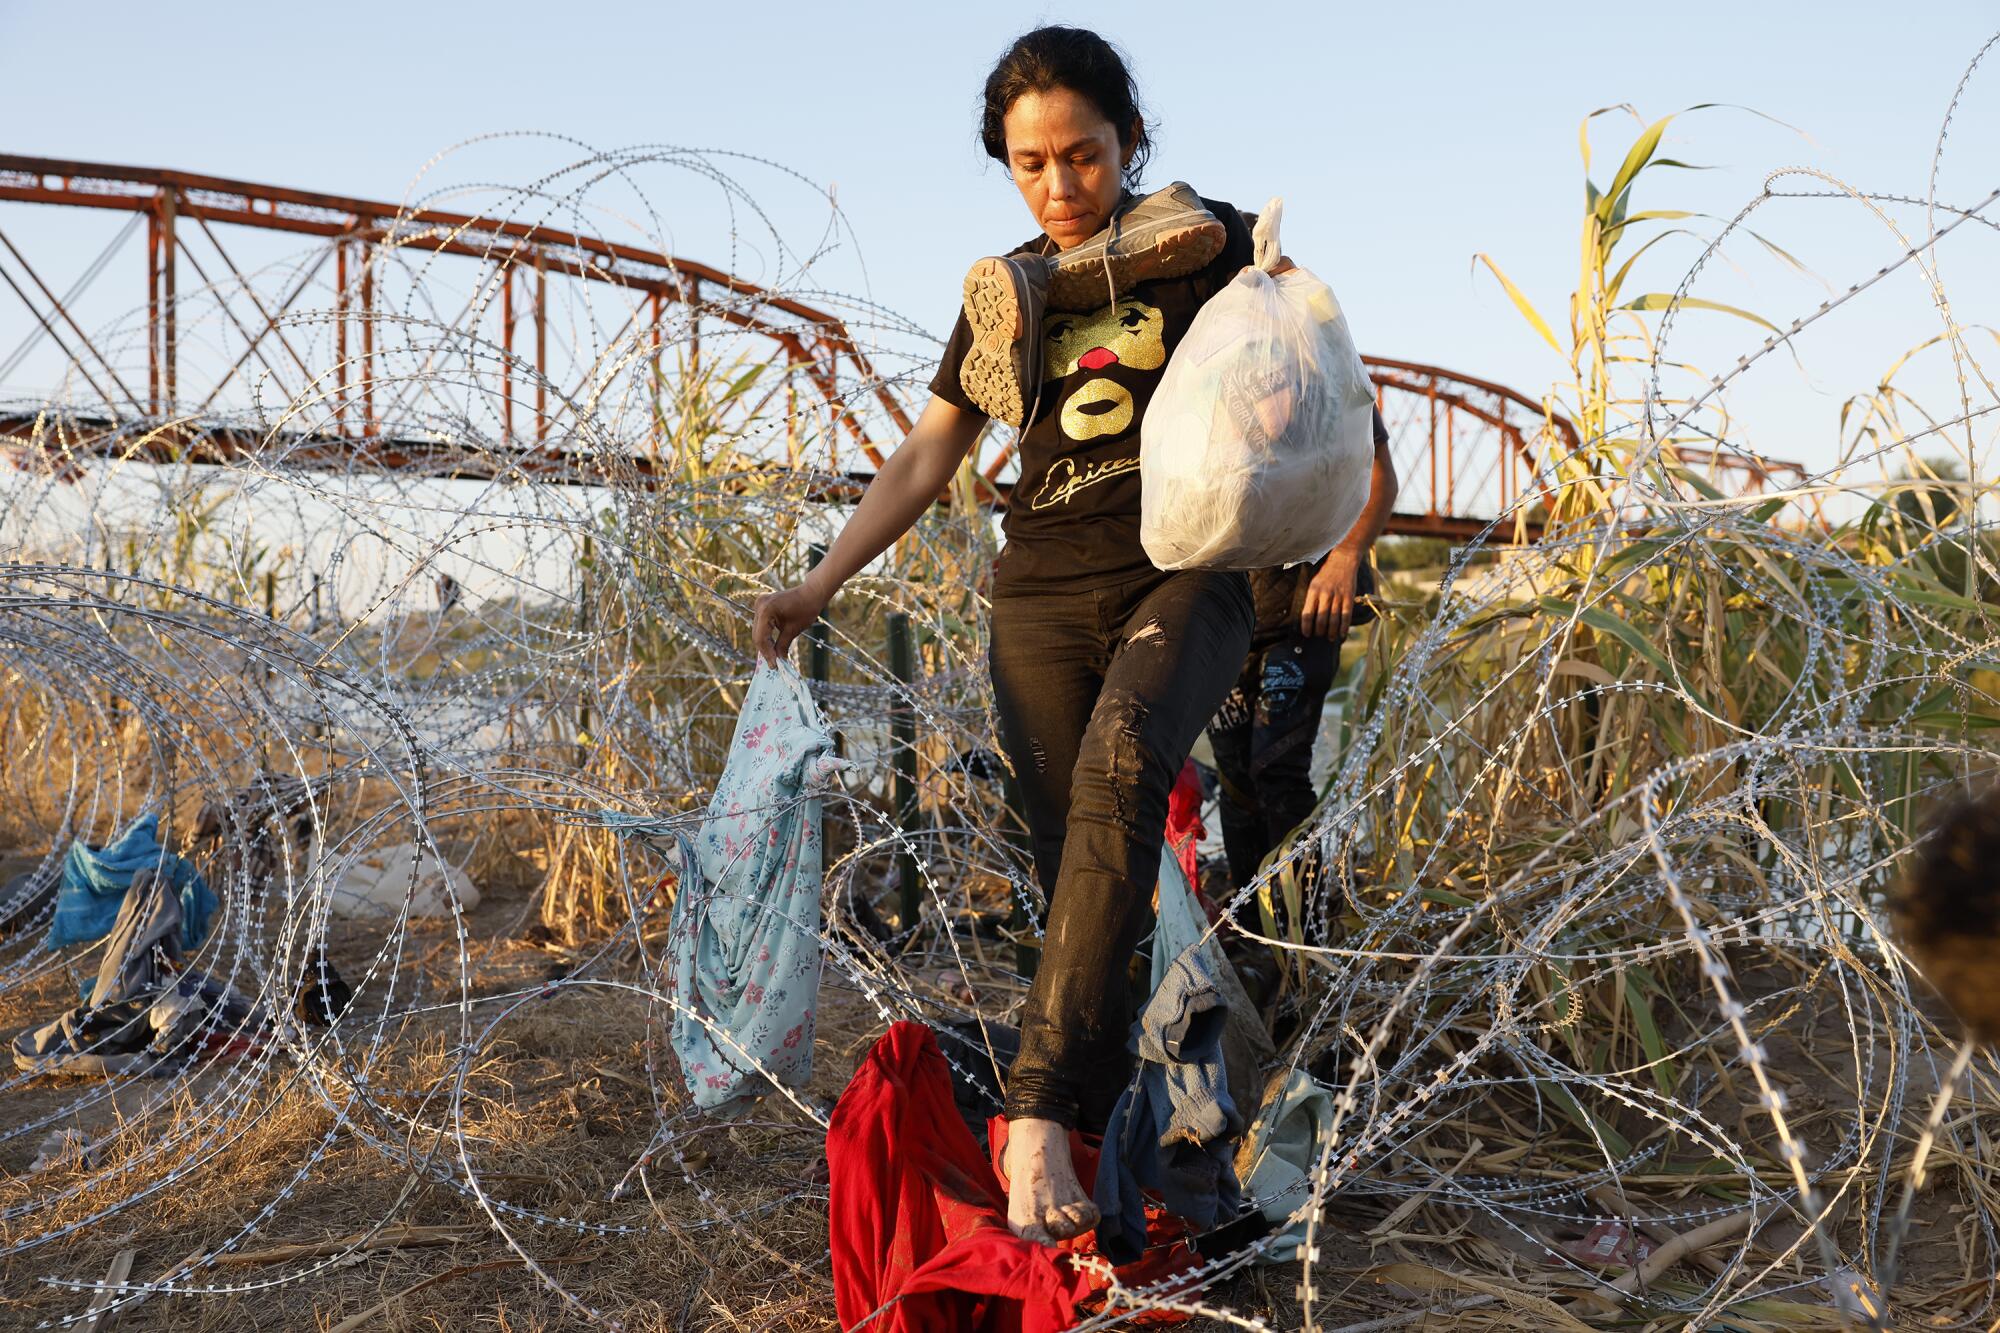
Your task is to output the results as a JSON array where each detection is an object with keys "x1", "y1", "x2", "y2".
[
  {"x1": 1045, "y1": 181, "x2": 1227, "y2": 312},
  {"x1": 958, "y1": 254, "x2": 1050, "y2": 430}
]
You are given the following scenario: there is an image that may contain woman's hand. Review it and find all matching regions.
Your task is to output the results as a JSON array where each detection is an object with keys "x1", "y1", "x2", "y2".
[
  {"x1": 753, "y1": 579, "x2": 831, "y2": 666},
  {"x1": 1300, "y1": 546, "x2": 1363, "y2": 641}
]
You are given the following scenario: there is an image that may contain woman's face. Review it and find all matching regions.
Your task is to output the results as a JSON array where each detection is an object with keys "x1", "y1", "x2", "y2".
[{"x1": 1001, "y1": 86, "x2": 1132, "y2": 251}]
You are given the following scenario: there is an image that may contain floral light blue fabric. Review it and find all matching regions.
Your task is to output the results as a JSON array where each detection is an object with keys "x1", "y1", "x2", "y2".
[
  {"x1": 669, "y1": 662, "x2": 843, "y2": 1112},
  {"x1": 49, "y1": 812, "x2": 216, "y2": 953}
]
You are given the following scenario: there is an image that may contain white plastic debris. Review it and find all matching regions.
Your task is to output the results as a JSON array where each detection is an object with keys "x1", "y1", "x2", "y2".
[{"x1": 322, "y1": 843, "x2": 481, "y2": 919}]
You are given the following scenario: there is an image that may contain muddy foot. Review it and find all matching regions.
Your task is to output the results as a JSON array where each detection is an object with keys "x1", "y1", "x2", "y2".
[{"x1": 1003, "y1": 1116, "x2": 1100, "y2": 1245}]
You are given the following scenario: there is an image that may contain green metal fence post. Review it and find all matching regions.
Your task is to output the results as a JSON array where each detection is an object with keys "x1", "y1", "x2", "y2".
[
  {"x1": 887, "y1": 611, "x2": 920, "y2": 938},
  {"x1": 807, "y1": 544, "x2": 830, "y2": 686}
]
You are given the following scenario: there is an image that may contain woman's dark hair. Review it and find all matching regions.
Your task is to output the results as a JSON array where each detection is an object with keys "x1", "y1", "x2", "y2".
[{"x1": 979, "y1": 26, "x2": 1153, "y2": 183}]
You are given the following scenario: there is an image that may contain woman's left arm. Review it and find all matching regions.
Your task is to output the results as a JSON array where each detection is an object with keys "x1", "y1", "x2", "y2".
[
  {"x1": 1272, "y1": 253, "x2": 1399, "y2": 637},
  {"x1": 1301, "y1": 426, "x2": 1400, "y2": 641}
]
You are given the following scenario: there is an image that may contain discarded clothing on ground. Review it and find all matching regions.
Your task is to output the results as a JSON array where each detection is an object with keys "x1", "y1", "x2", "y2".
[
  {"x1": 49, "y1": 812, "x2": 217, "y2": 952},
  {"x1": 319, "y1": 841, "x2": 481, "y2": 919},
  {"x1": 829, "y1": 1022, "x2": 1094, "y2": 1332},
  {"x1": 1095, "y1": 843, "x2": 1268, "y2": 1265},
  {"x1": 1151, "y1": 843, "x2": 1273, "y2": 1120},
  {"x1": 1094, "y1": 951, "x2": 1245, "y2": 1264},
  {"x1": 0, "y1": 853, "x2": 59, "y2": 938},
  {"x1": 828, "y1": 1022, "x2": 1200, "y2": 1332},
  {"x1": 1235, "y1": 1067, "x2": 1339, "y2": 1263},
  {"x1": 15, "y1": 868, "x2": 255, "y2": 1076},
  {"x1": 669, "y1": 661, "x2": 844, "y2": 1110},
  {"x1": 936, "y1": 1014, "x2": 1020, "y2": 1141}
]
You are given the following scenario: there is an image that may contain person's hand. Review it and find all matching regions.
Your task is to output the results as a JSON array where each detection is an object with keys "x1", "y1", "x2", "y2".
[
  {"x1": 1300, "y1": 546, "x2": 1364, "y2": 641},
  {"x1": 752, "y1": 579, "x2": 831, "y2": 666}
]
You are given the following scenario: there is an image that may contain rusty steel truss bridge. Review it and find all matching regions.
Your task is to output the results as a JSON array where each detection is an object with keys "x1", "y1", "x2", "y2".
[{"x1": 0, "y1": 155, "x2": 1803, "y2": 541}]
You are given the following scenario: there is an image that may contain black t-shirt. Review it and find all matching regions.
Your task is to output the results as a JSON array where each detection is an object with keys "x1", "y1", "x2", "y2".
[{"x1": 930, "y1": 196, "x2": 1257, "y2": 592}]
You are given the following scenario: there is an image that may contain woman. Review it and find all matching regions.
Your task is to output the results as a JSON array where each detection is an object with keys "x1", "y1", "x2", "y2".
[{"x1": 755, "y1": 25, "x2": 1268, "y2": 1245}]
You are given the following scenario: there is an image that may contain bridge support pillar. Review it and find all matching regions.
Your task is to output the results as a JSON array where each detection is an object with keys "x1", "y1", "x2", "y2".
[{"x1": 149, "y1": 187, "x2": 177, "y2": 417}]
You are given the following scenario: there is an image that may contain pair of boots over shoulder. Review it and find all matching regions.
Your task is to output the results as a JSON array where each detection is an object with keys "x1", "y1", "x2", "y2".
[{"x1": 958, "y1": 182, "x2": 1225, "y2": 430}]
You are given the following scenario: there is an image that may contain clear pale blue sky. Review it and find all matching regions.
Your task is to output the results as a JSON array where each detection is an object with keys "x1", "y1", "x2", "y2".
[{"x1": 5, "y1": 1, "x2": 1997, "y2": 474}]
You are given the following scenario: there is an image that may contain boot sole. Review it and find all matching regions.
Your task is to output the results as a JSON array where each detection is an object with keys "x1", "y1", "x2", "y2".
[
  {"x1": 1046, "y1": 218, "x2": 1229, "y2": 312},
  {"x1": 959, "y1": 257, "x2": 1031, "y2": 428}
]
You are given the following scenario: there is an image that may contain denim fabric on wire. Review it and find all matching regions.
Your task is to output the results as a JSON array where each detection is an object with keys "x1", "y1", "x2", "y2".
[
  {"x1": 1150, "y1": 832, "x2": 1273, "y2": 1120},
  {"x1": 988, "y1": 567, "x2": 1252, "y2": 1129},
  {"x1": 49, "y1": 811, "x2": 217, "y2": 953},
  {"x1": 1096, "y1": 836, "x2": 1248, "y2": 1264}
]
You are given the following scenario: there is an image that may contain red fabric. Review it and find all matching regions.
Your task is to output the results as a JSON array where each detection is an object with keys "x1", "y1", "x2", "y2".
[
  {"x1": 828, "y1": 1024, "x2": 1202, "y2": 1332},
  {"x1": 828, "y1": 1022, "x2": 1095, "y2": 1332},
  {"x1": 988, "y1": 1121, "x2": 1203, "y2": 1322},
  {"x1": 1165, "y1": 759, "x2": 1204, "y2": 891}
]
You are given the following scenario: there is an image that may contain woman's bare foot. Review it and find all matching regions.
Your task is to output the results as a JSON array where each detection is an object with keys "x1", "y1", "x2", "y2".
[{"x1": 1003, "y1": 1117, "x2": 1100, "y2": 1244}]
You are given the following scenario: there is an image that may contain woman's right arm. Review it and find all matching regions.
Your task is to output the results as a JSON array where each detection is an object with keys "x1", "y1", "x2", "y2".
[{"x1": 752, "y1": 393, "x2": 986, "y2": 664}]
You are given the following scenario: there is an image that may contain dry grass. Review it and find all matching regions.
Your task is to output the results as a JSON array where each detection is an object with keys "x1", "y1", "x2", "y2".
[
  {"x1": 0, "y1": 859, "x2": 845, "y2": 1332},
  {"x1": 6, "y1": 91, "x2": 2000, "y2": 1330},
  {"x1": 0, "y1": 851, "x2": 1983, "y2": 1332}
]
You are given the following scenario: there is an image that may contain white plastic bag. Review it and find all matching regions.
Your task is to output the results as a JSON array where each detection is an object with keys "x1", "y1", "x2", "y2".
[
  {"x1": 1140, "y1": 199, "x2": 1377, "y2": 570},
  {"x1": 321, "y1": 841, "x2": 481, "y2": 919}
]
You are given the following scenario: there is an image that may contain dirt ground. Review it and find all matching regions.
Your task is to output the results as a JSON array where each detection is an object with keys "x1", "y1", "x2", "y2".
[{"x1": 0, "y1": 856, "x2": 1982, "y2": 1332}]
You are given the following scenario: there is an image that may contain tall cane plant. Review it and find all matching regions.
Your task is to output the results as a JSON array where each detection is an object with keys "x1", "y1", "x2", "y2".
[{"x1": 1256, "y1": 108, "x2": 2000, "y2": 1195}]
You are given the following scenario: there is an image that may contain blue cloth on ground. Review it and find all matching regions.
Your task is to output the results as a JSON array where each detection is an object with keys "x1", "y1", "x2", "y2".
[
  {"x1": 17, "y1": 866, "x2": 254, "y2": 1075},
  {"x1": 1094, "y1": 843, "x2": 1248, "y2": 1265},
  {"x1": 49, "y1": 813, "x2": 217, "y2": 953},
  {"x1": 1234, "y1": 1067, "x2": 1338, "y2": 1263},
  {"x1": 667, "y1": 662, "x2": 843, "y2": 1111}
]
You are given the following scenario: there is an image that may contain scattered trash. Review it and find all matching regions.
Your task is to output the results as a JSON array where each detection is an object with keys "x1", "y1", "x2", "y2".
[
  {"x1": 1558, "y1": 1219, "x2": 1655, "y2": 1268},
  {"x1": 29, "y1": 1127, "x2": 92, "y2": 1175},
  {"x1": 14, "y1": 869, "x2": 256, "y2": 1077},
  {"x1": 289, "y1": 945, "x2": 354, "y2": 1026},
  {"x1": 321, "y1": 842, "x2": 480, "y2": 919},
  {"x1": 1826, "y1": 1268, "x2": 1885, "y2": 1323}
]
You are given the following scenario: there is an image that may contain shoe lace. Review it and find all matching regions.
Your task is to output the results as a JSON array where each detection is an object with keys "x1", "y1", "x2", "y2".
[{"x1": 1099, "y1": 192, "x2": 1135, "y2": 316}]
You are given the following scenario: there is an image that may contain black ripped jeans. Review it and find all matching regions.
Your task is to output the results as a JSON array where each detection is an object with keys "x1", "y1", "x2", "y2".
[
  {"x1": 988, "y1": 567, "x2": 1254, "y2": 1129},
  {"x1": 1208, "y1": 563, "x2": 1373, "y2": 898},
  {"x1": 1208, "y1": 632, "x2": 1340, "y2": 892}
]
